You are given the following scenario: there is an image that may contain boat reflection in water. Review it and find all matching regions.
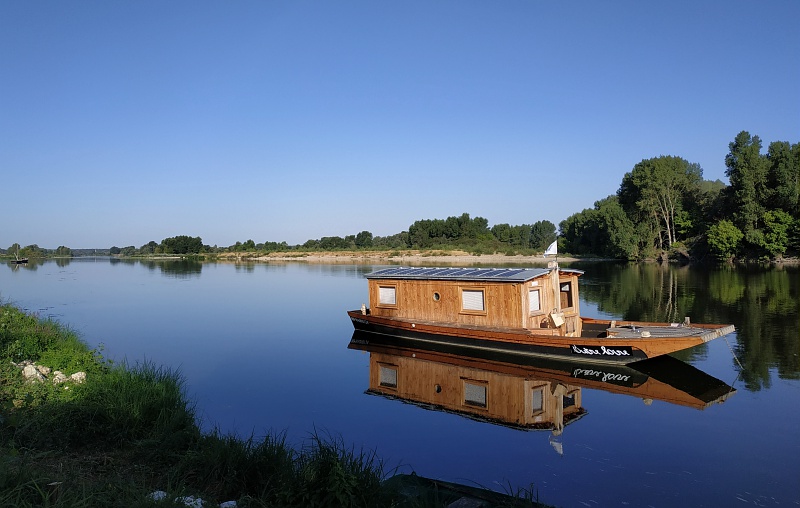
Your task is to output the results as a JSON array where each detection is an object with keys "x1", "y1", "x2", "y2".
[{"x1": 348, "y1": 331, "x2": 735, "y2": 454}]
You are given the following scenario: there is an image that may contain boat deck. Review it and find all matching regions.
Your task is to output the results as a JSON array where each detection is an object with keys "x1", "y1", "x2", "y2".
[{"x1": 606, "y1": 324, "x2": 735, "y2": 341}]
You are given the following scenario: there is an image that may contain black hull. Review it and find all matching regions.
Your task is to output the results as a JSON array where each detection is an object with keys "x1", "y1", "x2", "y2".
[{"x1": 349, "y1": 315, "x2": 650, "y2": 364}]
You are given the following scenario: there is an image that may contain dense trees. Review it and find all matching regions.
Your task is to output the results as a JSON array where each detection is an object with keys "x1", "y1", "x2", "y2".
[
  {"x1": 161, "y1": 236, "x2": 204, "y2": 255},
  {"x1": 560, "y1": 196, "x2": 637, "y2": 259},
  {"x1": 721, "y1": 132, "x2": 799, "y2": 259},
  {"x1": 617, "y1": 156, "x2": 703, "y2": 254},
  {"x1": 562, "y1": 131, "x2": 799, "y2": 262}
]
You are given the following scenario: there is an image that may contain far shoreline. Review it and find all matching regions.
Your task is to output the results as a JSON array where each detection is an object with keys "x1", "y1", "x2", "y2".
[{"x1": 214, "y1": 249, "x2": 587, "y2": 265}]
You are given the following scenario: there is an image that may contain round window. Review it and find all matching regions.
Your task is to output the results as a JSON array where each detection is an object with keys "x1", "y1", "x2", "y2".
[{"x1": 433, "y1": 292, "x2": 440, "y2": 301}]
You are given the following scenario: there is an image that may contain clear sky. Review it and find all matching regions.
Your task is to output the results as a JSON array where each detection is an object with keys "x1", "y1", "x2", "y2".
[{"x1": 2, "y1": 1, "x2": 798, "y2": 249}]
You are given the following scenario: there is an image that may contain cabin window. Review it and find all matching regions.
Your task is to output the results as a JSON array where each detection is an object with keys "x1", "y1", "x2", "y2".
[
  {"x1": 531, "y1": 388, "x2": 544, "y2": 414},
  {"x1": 563, "y1": 393, "x2": 576, "y2": 409},
  {"x1": 378, "y1": 364, "x2": 397, "y2": 388},
  {"x1": 529, "y1": 289, "x2": 542, "y2": 314},
  {"x1": 378, "y1": 285, "x2": 397, "y2": 307},
  {"x1": 463, "y1": 380, "x2": 488, "y2": 408},
  {"x1": 461, "y1": 288, "x2": 486, "y2": 313},
  {"x1": 560, "y1": 281, "x2": 574, "y2": 309}
]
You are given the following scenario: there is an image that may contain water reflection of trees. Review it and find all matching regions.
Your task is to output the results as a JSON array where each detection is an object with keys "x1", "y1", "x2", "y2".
[
  {"x1": 140, "y1": 260, "x2": 203, "y2": 278},
  {"x1": 576, "y1": 262, "x2": 799, "y2": 390}
]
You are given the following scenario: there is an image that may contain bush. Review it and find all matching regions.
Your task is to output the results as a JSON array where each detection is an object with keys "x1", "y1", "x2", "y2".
[{"x1": 707, "y1": 220, "x2": 743, "y2": 261}]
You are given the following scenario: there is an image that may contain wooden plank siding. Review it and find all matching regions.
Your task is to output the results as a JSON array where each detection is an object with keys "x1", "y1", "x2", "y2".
[
  {"x1": 369, "y1": 351, "x2": 583, "y2": 428},
  {"x1": 367, "y1": 270, "x2": 583, "y2": 334}
]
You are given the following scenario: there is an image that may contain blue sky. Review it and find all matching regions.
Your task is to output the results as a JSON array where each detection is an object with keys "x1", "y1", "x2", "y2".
[{"x1": 2, "y1": 1, "x2": 798, "y2": 248}]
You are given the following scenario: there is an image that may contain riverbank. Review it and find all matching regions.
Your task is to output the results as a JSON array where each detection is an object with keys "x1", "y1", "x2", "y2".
[
  {"x1": 0, "y1": 303, "x2": 550, "y2": 507},
  {"x1": 216, "y1": 249, "x2": 582, "y2": 265}
]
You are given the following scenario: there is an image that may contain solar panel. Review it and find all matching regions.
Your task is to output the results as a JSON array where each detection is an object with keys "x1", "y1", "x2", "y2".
[{"x1": 365, "y1": 266, "x2": 565, "y2": 282}]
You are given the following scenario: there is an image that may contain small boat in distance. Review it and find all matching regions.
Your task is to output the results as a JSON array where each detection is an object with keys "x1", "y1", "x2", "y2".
[{"x1": 347, "y1": 264, "x2": 735, "y2": 365}]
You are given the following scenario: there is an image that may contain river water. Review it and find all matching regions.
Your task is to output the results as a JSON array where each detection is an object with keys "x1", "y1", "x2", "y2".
[{"x1": 1, "y1": 258, "x2": 798, "y2": 507}]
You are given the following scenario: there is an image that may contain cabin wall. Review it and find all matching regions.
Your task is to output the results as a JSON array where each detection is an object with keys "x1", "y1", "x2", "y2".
[
  {"x1": 367, "y1": 271, "x2": 582, "y2": 334},
  {"x1": 368, "y1": 278, "x2": 526, "y2": 328},
  {"x1": 369, "y1": 352, "x2": 582, "y2": 427}
]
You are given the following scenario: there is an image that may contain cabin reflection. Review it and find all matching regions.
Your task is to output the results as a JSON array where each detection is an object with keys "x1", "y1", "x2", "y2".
[{"x1": 348, "y1": 331, "x2": 735, "y2": 437}]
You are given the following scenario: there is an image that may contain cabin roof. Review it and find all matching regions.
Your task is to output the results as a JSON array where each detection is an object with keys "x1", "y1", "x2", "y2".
[{"x1": 365, "y1": 266, "x2": 583, "y2": 283}]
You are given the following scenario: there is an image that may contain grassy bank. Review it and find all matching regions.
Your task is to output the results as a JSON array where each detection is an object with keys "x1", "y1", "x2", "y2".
[{"x1": 0, "y1": 304, "x2": 547, "y2": 507}]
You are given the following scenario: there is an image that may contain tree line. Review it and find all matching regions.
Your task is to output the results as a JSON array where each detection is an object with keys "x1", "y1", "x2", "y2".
[
  {"x1": 3, "y1": 243, "x2": 72, "y2": 259},
  {"x1": 4, "y1": 130, "x2": 796, "y2": 263},
  {"x1": 560, "y1": 131, "x2": 798, "y2": 261}
]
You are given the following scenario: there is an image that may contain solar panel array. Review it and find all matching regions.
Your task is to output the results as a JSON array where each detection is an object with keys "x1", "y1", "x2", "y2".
[{"x1": 364, "y1": 267, "x2": 553, "y2": 282}]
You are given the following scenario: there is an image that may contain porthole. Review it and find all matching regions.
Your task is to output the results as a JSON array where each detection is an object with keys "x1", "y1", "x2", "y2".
[{"x1": 433, "y1": 292, "x2": 440, "y2": 301}]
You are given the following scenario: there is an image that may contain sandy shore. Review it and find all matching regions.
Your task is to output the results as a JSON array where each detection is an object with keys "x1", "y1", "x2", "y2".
[
  {"x1": 217, "y1": 250, "x2": 581, "y2": 265},
  {"x1": 213, "y1": 250, "x2": 799, "y2": 265}
]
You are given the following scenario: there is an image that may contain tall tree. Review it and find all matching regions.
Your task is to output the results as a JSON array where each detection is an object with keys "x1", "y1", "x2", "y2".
[
  {"x1": 529, "y1": 220, "x2": 557, "y2": 250},
  {"x1": 354, "y1": 231, "x2": 373, "y2": 248},
  {"x1": 724, "y1": 131, "x2": 770, "y2": 239},
  {"x1": 766, "y1": 140, "x2": 800, "y2": 217},
  {"x1": 618, "y1": 155, "x2": 702, "y2": 251}
]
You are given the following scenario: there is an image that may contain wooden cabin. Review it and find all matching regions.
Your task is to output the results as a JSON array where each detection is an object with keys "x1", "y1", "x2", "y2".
[
  {"x1": 366, "y1": 348, "x2": 584, "y2": 430},
  {"x1": 364, "y1": 264, "x2": 585, "y2": 336}
]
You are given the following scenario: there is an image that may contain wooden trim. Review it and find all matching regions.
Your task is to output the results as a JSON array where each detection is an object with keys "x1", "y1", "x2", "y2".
[
  {"x1": 462, "y1": 378, "x2": 489, "y2": 409},
  {"x1": 459, "y1": 286, "x2": 487, "y2": 316},
  {"x1": 528, "y1": 288, "x2": 543, "y2": 316},
  {"x1": 377, "y1": 284, "x2": 398, "y2": 308}
]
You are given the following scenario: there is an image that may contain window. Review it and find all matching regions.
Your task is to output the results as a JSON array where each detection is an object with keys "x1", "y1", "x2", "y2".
[
  {"x1": 378, "y1": 364, "x2": 397, "y2": 388},
  {"x1": 463, "y1": 381, "x2": 487, "y2": 408},
  {"x1": 531, "y1": 388, "x2": 544, "y2": 413},
  {"x1": 378, "y1": 286, "x2": 396, "y2": 306},
  {"x1": 563, "y1": 393, "x2": 576, "y2": 408},
  {"x1": 461, "y1": 289, "x2": 485, "y2": 312},
  {"x1": 529, "y1": 289, "x2": 541, "y2": 314},
  {"x1": 560, "y1": 281, "x2": 574, "y2": 309}
]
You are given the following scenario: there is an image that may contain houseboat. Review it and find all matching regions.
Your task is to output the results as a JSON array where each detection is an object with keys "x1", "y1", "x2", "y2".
[{"x1": 347, "y1": 264, "x2": 735, "y2": 365}]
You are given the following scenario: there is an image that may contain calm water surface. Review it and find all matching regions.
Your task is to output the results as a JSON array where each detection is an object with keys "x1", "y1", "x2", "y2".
[{"x1": 1, "y1": 259, "x2": 798, "y2": 507}]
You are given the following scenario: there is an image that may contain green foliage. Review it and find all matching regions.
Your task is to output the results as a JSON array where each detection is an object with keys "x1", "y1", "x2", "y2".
[
  {"x1": 529, "y1": 221, "x2": 557, "y2": 251},
  {"x1": 354, "y1": 231, "x2": 373, "y2": 248},
  {"x1": 18, "y1": 245, "x2": 44, "y2": 259},
  {"x1": 618, "y1": 155, "x2": 703, "y2": 250},
  {"x1": 9, "y1": 361, "x2": 197, "y2": 451},
  {"x1": 725, "y1": 131, "x2": 770, "y2": 236},
  {"x1": 766, "y1": 140, "x2": 800, "y2": 217},
  {"x1": 289, "y1": 432, "x2": 388, "y2": 508},
  {"x1": 408, "y1": 213, "x2": 490, "y2": 249},
  {"x1": 706, "y1": 220, "x2": 743, "y2": 261},
  {"x1": 0, "y1": 307, "x2": 73, "y2": 363},
  {"x1": 139, "y1": 240, "x2": 159, "y2": 254},
  {"x1": 560, "y1": 196, "x2": 637, "y2": 259},
  {"x1": 161, "y1": 235, "x2": 204, "y2": 255},
  {"x1": 761, "y1": 210, "x2": 793, "y2": 258}
]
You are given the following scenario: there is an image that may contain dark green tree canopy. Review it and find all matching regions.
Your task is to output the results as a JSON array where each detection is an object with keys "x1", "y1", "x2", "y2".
[
  {"x1": 618, "y1": 155, "x2": 703, "y2": 252},
  {"x1": 161, "y1": 236, "x2": 204, "y2": 255}
]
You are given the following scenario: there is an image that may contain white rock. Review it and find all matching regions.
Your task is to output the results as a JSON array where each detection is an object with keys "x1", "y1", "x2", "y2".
[
  {"x1": 22, "y1": 364, "x2": 44, "y2": 383},
  {"x1": 70, "y1": 372, "x2": 87, "y2": 383},
  {"x1": 219, "y1": 502, "x2": 237, "y2": 508},
  {"x1": 147, "y1": 490, "x2": 167, "y2": 501},
  {"x1": 52, "y1": 372, "x2": 68, "y2": 384},
  {"x1": 175, "y1": 495, "x2": 205, "y2": 507}
]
